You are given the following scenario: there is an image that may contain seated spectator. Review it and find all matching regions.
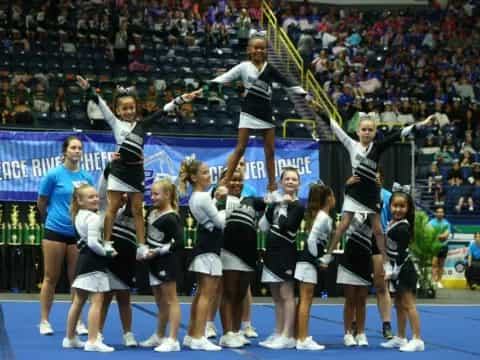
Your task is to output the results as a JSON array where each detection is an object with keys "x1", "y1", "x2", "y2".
[
  {"x1": 236, "y1": 8, "x2": 251, "y2": 48},
  {"x1": 448, "y1": 159, "x2": 463, "y2": 184},
  {"x1": 380, "y1": 100, "x2": 397, "y2": 126},
  {"x1": 53, "y1": 86, "x2": 68, "y2": 113},
  {"x1": 428, "y1": 161, "x2": 442, "y2": 193},
  {"x1": 143, "y1": 84, "x2": 160, "y2": 115},
  {"x1": 461, "y1": 149, "x2": 475, "y2": 168},
  {"x1": 432, "y1": 100, "x2": 450, "y2": 128},
  {"x1": 32, "y1": 83, "x2": 50, "y2": 113},
  {"x1": 12, "y1": 94, "x2": 33, "y2": 124},
  {"x1": 465, "y1": 232, "x2": 480, "y2": 290},
  {"x1": 460, "y1": 130, "x2": 477, "y2": 154},
  {"x1": 397, "y1": 97, "x2": 415, "y2": 125}
]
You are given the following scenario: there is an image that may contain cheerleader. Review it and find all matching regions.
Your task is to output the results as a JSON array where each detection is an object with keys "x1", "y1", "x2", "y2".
[
  {"x1": 219, "y1": 169, "x2": 266, "y2": 348},
  {"x1": 63, "y1": 184, "x2": 116, "y2": 352},
  {"x1": 185, "y1": 34, "x2": 307, "y2": 194},
  {"x1": 178, "y1": 157, "x2": 225, "y2": 351},
  {"x1": 336, "y1": 211, "x2": 374, "y2": 347},
  {"x1": 96, "y1": 165, "x2": 138, "y2": 347},
  {"x1": 295, "y1": 183, "x2": 335, "y2": 351},
  {"x1": 140, "y1": 178, "x2": 182, "y2": 352},
  {"x1": 259, "y1": 167, "x2": 305, "y2": 349},
  {"x1": 76, "y1": 76, "x2": 200, "y2": 257},
  {"x1": 381, "y1": 190, "x2": 425, "y2": 352},
  {"x1": 316, "y1": 111, "x2": 435, "y2": 266}
]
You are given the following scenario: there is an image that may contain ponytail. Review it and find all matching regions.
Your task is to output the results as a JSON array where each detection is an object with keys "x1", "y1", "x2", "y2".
[{"x1": 178, "y1": 156, "x2": 202, "y2": 195}]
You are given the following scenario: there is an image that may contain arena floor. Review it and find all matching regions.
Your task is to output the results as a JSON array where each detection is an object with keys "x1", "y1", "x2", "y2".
[{"x1": 1, "y1": 290, "x2": 479, "y2": 360}]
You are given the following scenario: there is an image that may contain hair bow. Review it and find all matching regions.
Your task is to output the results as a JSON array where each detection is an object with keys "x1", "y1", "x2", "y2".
[
  {"x1": 185, "y1": 154, "x2": 196, "y2": 165},
  {"x1": 392, "y1": 182, "x2": 411, "y2": 194},
  {"x1": 309, "y1": 179, "x2": 325, "y2": 187},
  {"x1": 249, "y1": 29, "x2": 267, "y2": 38},
  {"x1": 116, "y1": 85, "x2": 136, "y2": 95}
]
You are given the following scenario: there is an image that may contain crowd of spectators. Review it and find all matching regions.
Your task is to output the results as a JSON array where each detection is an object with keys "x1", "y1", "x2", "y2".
[
  {"x1": 273, "y1": 0, "x2": 480, "y2": 216},
  {"x1": 0, "y1": 0, "x2": 265, "y2": 130}
]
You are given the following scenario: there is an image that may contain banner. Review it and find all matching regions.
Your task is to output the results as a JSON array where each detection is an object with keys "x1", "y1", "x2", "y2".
[{"x1": 0, "y1": 131, "x2": 320, "y2": 203}]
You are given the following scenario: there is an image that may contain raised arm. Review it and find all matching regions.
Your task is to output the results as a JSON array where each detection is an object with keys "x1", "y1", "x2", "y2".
[{"x1": 211, "y1": 63, "x2": 244, "y2": 84}]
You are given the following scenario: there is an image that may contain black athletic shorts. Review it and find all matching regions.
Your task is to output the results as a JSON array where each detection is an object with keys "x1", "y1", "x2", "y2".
[{"x1": 43, "y1": 229, "x2": 77, "y2": 245}]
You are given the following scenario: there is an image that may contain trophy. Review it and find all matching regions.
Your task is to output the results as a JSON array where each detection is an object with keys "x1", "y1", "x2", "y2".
[
  {"x1": 24, "y1": 205, "x2": 40, "y2": 245},
  {"x1": 335, "y1": 213, "x2": 343, "y2": 250},
  {"x1": 184, "y1": 213, "x2": 195, "y2": 249},
  {"x1": 297, "y1": 219, "x2": 306, "y2": 251},
  {"x1": 7, "y1": 205, "x2": 22, "y2": 245}
]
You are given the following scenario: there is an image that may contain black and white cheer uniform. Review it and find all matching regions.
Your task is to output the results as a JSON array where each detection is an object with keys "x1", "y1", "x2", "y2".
[
  {"x1": 260, "y1": 199, "x2": 305, "y2": 282},
  {"x1": 212, "y1": 61, "x2": 306, "y2": 129},
  {"x1": 221, "y1": 195, "x2": 266, "y2": 272},
  {"x1": 294, "y1": 210, "x2": 332, "y2": 284},
  {"x1": 386, "y1": 219, "x2": 416, "y2": 293},
  {"x1": 91, "y1": 91, "x2": 182, "y2": 193},
  {"x1": 188, "y1": 191, "x2": 226, "y2": 276},
  {"x1": 337, "y1": 213, "x2": 373, "y2": 286},
  {"x1": 327, "y1": 118, "x2": 417, "y2": 213},
  {"x1": 72, "y1": 209, "x2": 111, "y2": 293},
  {"x1": 147, "y1": 209, "x2": 183, "y2": 286}
]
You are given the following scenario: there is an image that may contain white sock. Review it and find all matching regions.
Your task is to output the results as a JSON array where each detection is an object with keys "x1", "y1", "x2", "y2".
[{"x1": 206, "y1": 321, "x2": 215, "y2": 327}]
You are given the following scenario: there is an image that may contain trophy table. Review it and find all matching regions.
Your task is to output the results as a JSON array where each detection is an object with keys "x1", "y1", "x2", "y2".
[
  {"x1": 23, "y1": 205, "x2": 42, "y2": 293},
  {"x1": 7, "y1": 205, "x2": 25, "y2": 292}
]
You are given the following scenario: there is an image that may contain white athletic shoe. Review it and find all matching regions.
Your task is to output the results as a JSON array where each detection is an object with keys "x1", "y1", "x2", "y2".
[
  {"x1": 235, "y1": 332, "x2": 251, "y2": 345},
  {"x1": 296, "y1": 336, "x2": 325, "y2": 351},
  {"x1": 190, "y1": 337, "x2": 222, "y2": 351},
  {"x1": 242, "y1": 325, "x2": 258, "y2": 338},
  {"x1": 84, "y1": 340, "x2": 115, "y2": 352},
  {"x1": 355, "y1": 333, "x2": 369, "y2": 346},
  {"x1": 343, "y1": 333, "x2": 357, "y2": 347},
  {"x1": 399, "y1": 338, "x2": 425, "y2": 352},
  {"x1": 259, "y1": 333, "x2": 280, "y2": 347},
  {"x1": 75, "y1": 320, "x2": 88, "y2": 336},
  {"x1": 154, "y1": 338, "x2": 180, "y2": 352},
  {"x1": 219, "y1": 332, "x2": 244, "y2": 348},
  {"x1": 381, "y1": 336, "x2": 408, "y2": 349},
  {"x1": 182, "y1": 335, "x2": 192, "y2": 347},
  {"x1": 123, "y1": 332, "x2": 138, "y2": 347},
  {"x1": 205, "y1": 321, "x2": 217, "y2": 338},
  {"x1": 140, "y1": 333, "x2": 164, "y2": 348},
  {"x1": 264, "y1": 335, "x2": 296, "y2": 350},
  {"x1": 39, "y1": 320, "x2": 53, "y2": 335},
  {"x1": 62, "y1": 336, "x2": 85, "y2": 349}
]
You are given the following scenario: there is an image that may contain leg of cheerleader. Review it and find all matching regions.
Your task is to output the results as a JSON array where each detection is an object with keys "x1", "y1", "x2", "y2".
[
  {"x1": 373, "y1": 254, "x2": 393, "y2": 337},
  {"x1": 369, "y1": 213, "x2": 387, "y2": 258},
  {"x1": 279, "y1": 281, "x2": 295, "y2": 339},
  {"x1": 66, "y1": 243, "x2": 87, "y2": 334},
  {"x1": 241, "y1": 286, "x2": 257, "y2": 337},
  {"x1": 190, "y1": 273, "x2": 221, "y2": 338},
  {"x1": 129, "y1": 192, "x2": 146, "y2": 244},
  {"x1": 84, "y1": 292, "x2": 114, "y2": 352},
  {"x1": 296, "y1": 282, "x2": 315, "y2": 341},
  {"x1": 222, "y1": 129, "x2": 249, "y2": 186},
  {"x1": 206, "y1": 278, "x2": 222, "y2": 338},
  {"x1": 233, "y1": 273, "x2": 250, "y2": 333},
  {"x1": 395, "y1": 294, "x2": 407, "y2": 338},
  {"x1": 220, "y1": 272, "x2": 235, "y2": 334},
  {"x1": 65, "y1": 289, "x2": 88, "y2": 340},
  {"x1": 263, "y1": 128, "x2": 277, "y2": 192},
  {"x1": 99, "y1": 291, "x2": 114, "y2": 335},
  {"x1": 269, "y1": 283, "x2": 284, "y2": 336},
  {"x1": 343, "y1": 285, "x2": 356, "y2": 345},
  {"x1": 116, "y1": 290, "x2": 133, "y2": 334},
  {"x1": 162, "y1": 281, "x2": 180, "y2": 341},
  {"x1": 104, "y1": 191, "x2": 127, "y2": 243},
  {"x1": 354, "y1": 286, "x2": 369, "y2": 345},
  {"x1": 403, "y1": 291, "x2": 422, "y2": 341}
]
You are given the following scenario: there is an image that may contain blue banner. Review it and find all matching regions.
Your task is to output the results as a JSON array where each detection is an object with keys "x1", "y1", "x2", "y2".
[{"x1": 0, "y1": 131, "x2": 320, "y2": 203}]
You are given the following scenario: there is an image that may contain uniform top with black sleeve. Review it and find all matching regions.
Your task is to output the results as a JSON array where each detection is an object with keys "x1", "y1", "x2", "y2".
[
  {"x1": 189, "y1": 191, "x2": 226, "y2": 256},
  {"x1": 297, "y1": 210, "x2": 332, "y2": 265},
  {"x1": 223, "y1": 196, "x2": 266, "y2": 269},
  {"x1": 212, "y1": 61, "x2": 306, "y2": 126},
  {"x1": 74, "y1": 209, "x2": 109, "y2": 276},
  {"x1": 326, "y1": 117, "x2": 417, "y2": 213},
  {"x1": 261, "y1": 199, "x2": 305, "y2": 280},
  {"x1": 146, "y1": 209, "x2": 183, "y2": 283},
  {"x1": 386, "y1": 219, "x2": 416, "y2": 292},
  {"x1": 89, "y1": 90, "x2": 184, "y2": 192}
]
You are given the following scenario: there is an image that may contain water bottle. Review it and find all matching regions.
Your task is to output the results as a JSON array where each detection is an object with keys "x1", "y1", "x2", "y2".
[
  {"x1": 191, "y1": 283, "x2": 197, "y2": 296},
  {"x1": 320, "y1": 290, "x2": 328, "y2": 301}
]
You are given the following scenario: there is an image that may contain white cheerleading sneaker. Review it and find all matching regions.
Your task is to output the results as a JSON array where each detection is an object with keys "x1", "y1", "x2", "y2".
[
  {"x1": 182, "y1": 335, "x2": 192, "y2": 347},
  {"x1": 235, "y1": 332, "x2": 251, "y2": 345},
  {"x1": 219, "y1": 332, "x2": 244, "y2": 348},
  {"x1": 264, "y1": 335, "x2": 296, "y2": 350},
  {"x1": 296, "y1": 336, "x2": 325, "y2": 351},
  {"x1": 205, "y1": 321, "x2": 217, "y2": 338},
  {"x1": 355, "y1": 333, "x2": 369, "y2": 346},
  {"x1": 242, "y1": 325, "x2": 258, "y2": 338},
  {"x1": 75, "y1": 320, "x2": 88, "y2": 336},
  {"x1": 259, "y1": 333, "x2": 280, "y2": 347},
  {"x1": 140, "y1": 333, "x2": 164, "y2": 348},
  {"x1": 123, "y1": 331, "x2": 138, "y2": 347},
  {"x1": 84, "y1": 340, "x2": 115, "y2": 352},
  {"x1": 190, "y1": 336, "x2": 222, "y2": 351},
  {"x1": 381, "y1": 336, "x2": 408, "y2": 349},
  {"x1": 39, "y1": 320, "x2": 53, "y2": 335},
  {"x1": 399, "y1": 338, "x2": 425, "y2": 352},
  {"x1": 344, "y1": 333, "x2": 357, "y2": 347},
  {"x1": 154, "y1": 337, "x2": 180, "y2": 352},
  {"x1": 62, "y1": 336, "x2": 85, "y2": 349}
]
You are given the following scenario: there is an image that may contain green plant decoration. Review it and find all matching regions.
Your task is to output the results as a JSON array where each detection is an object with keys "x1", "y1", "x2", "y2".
[{"x1": 410, "y1": 210, "x2": 444, "y2": 297}]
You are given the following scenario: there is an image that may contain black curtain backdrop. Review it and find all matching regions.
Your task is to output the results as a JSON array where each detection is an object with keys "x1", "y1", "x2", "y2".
[{"x1": 319, "y1": 141, "x2": 413, "y2": 213}]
